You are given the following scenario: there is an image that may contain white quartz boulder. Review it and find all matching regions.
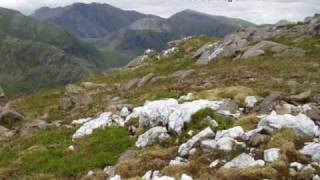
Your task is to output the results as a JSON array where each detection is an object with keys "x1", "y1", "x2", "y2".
[
  {"x1": 215, "y1": 126, "x2": 244, "y2": 140},
  {"x1": 300, "y1": 142, "x2": 320, "y2": 161},
  {"x1": 223, "y1": 153, "x2": 265, "y2": 168},
  {"x1": 257, "y1": 111, "x2": 320, "y2": 136},
  {"x1": 136, "y1": 126, "x2": 170, "y2": 148},
  {"x1": 178, "y1": 127, "x2": 215, "y2": 156},
  {"x1": 72, "y1": 112, "x2": 112, "y2": 140}
]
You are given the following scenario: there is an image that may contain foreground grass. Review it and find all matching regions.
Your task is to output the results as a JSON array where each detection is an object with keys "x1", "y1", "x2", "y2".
[{"x1": 0, "y1": 127, "x2": 134, "y2": 178}]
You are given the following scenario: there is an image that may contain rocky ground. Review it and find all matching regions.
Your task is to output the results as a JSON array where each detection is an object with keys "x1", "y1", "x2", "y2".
[{"x1": 0, "y1": 14, "x2": 319, "y2": 180}]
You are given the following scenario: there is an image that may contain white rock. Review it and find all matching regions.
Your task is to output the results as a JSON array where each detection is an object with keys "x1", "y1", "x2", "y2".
[
  {"x1": 112, "y1": 114, "x2": 125, "y2": 127},
  {"x1": 245, "y1": 96, "x2": 258, "y2": 108},
  {"x1": 71, "y1": 117, "x2": 92, "y2": 125},
  {"x1": 169, "y1": 156, "x2": 189, "y2": 166},
  {"x1": 253, "y1": 160, "x2": 266, "y2": 167},
  {"x1": 202, "y1": 137, "x2": 245, "y2": 152},
  {"x1": 163, "y1": 47, "x2": 177, "y2": 57},
  {"x1": 243, "y1": 127, "x2": 264, "y2": 140},
  {"x1": 313, "y1": 175, "x2": 320, "y2": 180},
  {"x1": 209, "y1": 159, "x2": 220, "y2": 168},
  {"x1": 120, "y1": 107, "x2": 130, "y2": 117},
  {"x1": 178, "y1": 127, "x2": 215, "y2": 156},
  {"x1": 154, "y1": 176, "x2": 175, "y2": 180},
  {"x1": 109, "y1": 175, "x2": 121, "y2": 180},
  {"x1": 257, "y1": 111, "x2": 320, "y2": 136},
  {"x1": 179, "y1": 93, "x2": 194, "y2": 101},
  {"x1": 223, "y1": 153, "x2": 264, "y2": 168},
  {"x1": 168, "y1": 100, "x2": 224, "y2": 133},
  {"x1": 127, "y1": 99, "x2": 179, "y2": 128},
  {"x1": 264, "y1": 148, "x2": 280, "y2": 162},
  {"x1": 136, "y1": 126, "x2": 170, "y2": 148},
  {"x1": 189, "y1": 148, "x2": 197, "y2": 155},
  {"x1": 68, "y1": 145, "x2": 75, "y2": 151},
  {"x1": 300, "y1": 142, "x2": 320, "y2": 161},
  {"x1": 142, "y1": 170, "x2": 153, "y2": 180},
  {"x1": 181, "y1": 174, "x2": 193, "y2": 180},
  {"x1": 215, "y1": 126, "x2": 244, "y2": 140},
  {"x1": 72, "y1": 112, "x2": 112, "y2": 140},
  {"x1": 86, "y1": 170, "x2": 94, "y2": 177},
  {"x1": 290, "y1": 162, "x2": 304, "y2": 171}
]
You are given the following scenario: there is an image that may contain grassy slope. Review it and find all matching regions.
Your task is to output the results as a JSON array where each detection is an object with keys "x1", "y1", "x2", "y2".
[{"x1": 0, "y1": 35, "x2": 319, "y2": 178}]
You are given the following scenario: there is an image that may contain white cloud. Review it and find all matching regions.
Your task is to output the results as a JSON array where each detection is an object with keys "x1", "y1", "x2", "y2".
[{"x1": 0, "y1": 0, "x2": 319, "y2": 24}]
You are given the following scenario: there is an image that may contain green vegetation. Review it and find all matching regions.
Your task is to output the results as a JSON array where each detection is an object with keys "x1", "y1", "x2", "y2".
[{"x1": 0, "y1": 127, "x2": 133, "y2": 178}]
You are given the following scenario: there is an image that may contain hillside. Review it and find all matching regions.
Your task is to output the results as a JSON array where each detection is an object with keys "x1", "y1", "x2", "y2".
[
  {"x1": 32, "y1": 3, "x2": 254, "y2": 58},
  {"x1": 0, "y1": 7, "x2": 115, "y2": 96},
  {"x1": 32, "y1": 3, "x2": 148, "y2": 38},
  {"x1": 0, "y1": 14, "x2": 319, "y2": 179}
]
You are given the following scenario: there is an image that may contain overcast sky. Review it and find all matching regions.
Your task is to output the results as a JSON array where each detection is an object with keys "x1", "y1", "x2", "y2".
[{"x1": 0, "y1": 0, "x2": 319, "y2": 24}]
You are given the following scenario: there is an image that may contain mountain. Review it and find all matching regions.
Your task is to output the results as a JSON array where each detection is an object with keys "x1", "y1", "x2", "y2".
[
  {"x1": 31, "y1": 3, "x2": 148, "y2": 38},
  {"x1": 31, "y1": 3, "x2": 254, "y2": 57},
  {"x1": 0, "y1": 14, "x2": 319, "y2": 179},
  {"x1": 0, "y1": 7, "x2": 110, "y2": 96}
]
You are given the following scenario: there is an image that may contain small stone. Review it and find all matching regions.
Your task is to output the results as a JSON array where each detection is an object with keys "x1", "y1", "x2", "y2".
[
  {"x1": 181, "y1": 174, "x2": 193, "y2": 180},
  {"x1": 245, "y1": 96, "x2": 258, "y2": 108},
  {"x1": 264, "y1": 148, "x2": 280, "y2": 162},
  {"x1": 290, "y1": 162, "x2": 304, "y2": 171},
  {"x1": 209, "y1": 159, "x2": 220, "y2": 168}
]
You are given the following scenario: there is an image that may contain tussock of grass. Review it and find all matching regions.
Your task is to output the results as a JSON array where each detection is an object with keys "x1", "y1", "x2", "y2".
[
  {"x1": 116, "y1": 146, "x2": 177, "y2": 178},
  {"x1": 235, "y1": 114, "x2": 259, "y2": 131}
]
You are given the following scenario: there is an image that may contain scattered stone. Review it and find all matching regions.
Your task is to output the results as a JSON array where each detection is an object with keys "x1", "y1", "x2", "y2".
[
  {"x1": 0, "y1": 104, "x2": 24, "y2": 125},
  {"x1": 290, "y1": 162, "x2": 304, "y2": 171},
  {"x1": 120, "y1": 107, "x2": 130, "y2": 118},
  {"x1": 169, "y1": 156, "x2": 189, "y2": 166},
  {"x1": 81, "y1": 82, "x2": 107, "y2": 89},
  {"x1": 305, "y1": 105, "x2": 320, "y2": 121},
  {"x1": 209, "y1": 159, "x2": 220, "y2": 168},
  {"x1": 181, "y1": 174, "x2": 193, "y2": 180},
  {"x1": 218, "y1": 99, "x2": 239, "y2": 114},
  {"x1": 162, "y1": 47, "x2": 177, "y2": 57},
  {"x1": 104, "y1": 166, "x2": 115, "y2": 177},
  {"x1": 245, "y1": 96, "x2": 258, "y2": 108},
  {"x1": 58, "y1": 97, "x2": 73, "y2": 110},
  {"x1": 290, "y1": 90, "x2": 312, "y2": 102},
  {"x1": 72, "y1": 112, "x2": 113, "y2": 140},
  {"x1": 109, "y1": 175, "x2": 121, "y2": 180},
  {"x1": 196, "y1": 43, "x2": 224, "y2": 65},
  {"x1": 257, "y1": 111, "x2": 320, "y2": 136},
  {"x1": 122, "y1": 78, "x2": 140, "y2": 90},
  {"x1": 137, "y1": 73, "x2": 155, "y2": 88},
  {"x1": 0, "y1": 86, "x2": 7, "y2": 106},
  {"x1": 264, "y1": 148, "x2": 280, "y2": 162},
  {"x1": 136, "y1": 126, "x2": 170, "y2": 148},
  {"x1": 179, "y1": 93, "x2": 194, "y2": 101},
  {"x1": 117, "y1": 150, "x2": 136, "y2": 164},
  {"x1": 64, "y1": 84, "x2": 92, "y2": 108},
  {"x1": 255, "y1": 92, "x2": 281, "y2": 114},
  {"x1": 248, "y1": 133, "x2": 270, "y2": 147},
  {"x1": 168, "y1": 69, "x2": 195, "y2": 80},
  {"x1": 215, "y1": 126, "x2": 244, "y2": 140},
  {"x1": 201, "y1": 137, "x2": 244, "y2": 152},
  {"x1": 0, "y1": 125, "x2": 14, "y2": 140},
  {"x1": 71, "y1": 118, "x2": 92, "y2": 125},
  {"x1": 223, "y1": 153, "x2": 264, "y2": 168},
  {"x1": 300, "y1": 142, "x2": 320, "y2": 161},
  {"x1": 178, "y1": 127, "x2": 215, "y2": 156}
]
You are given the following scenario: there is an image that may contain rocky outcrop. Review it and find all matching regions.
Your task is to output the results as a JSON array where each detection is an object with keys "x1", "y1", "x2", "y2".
[
  {"x1": 257, "y1": 111, "x2": 319, "y2": 136},
  {"x1": 59, "y1": 84, "x2": 92, "y2": 110},
  {"x1": 223, "y1": 153, "x2": 265, "y2": 168},
  {"x1": 136, "y1": 126, "x2": 170, "y2": 148}
]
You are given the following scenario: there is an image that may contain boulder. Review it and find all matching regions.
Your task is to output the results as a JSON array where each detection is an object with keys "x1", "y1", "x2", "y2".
[
  {"x1": 255, "y1": 92, "x2": 281, "y2": 114},
  {"x1": 122, "y1": 78, "x2": 140, "y2": 90},
  {"x1": 168, "y1": 69, "x2": 195, "y2": 80},
  {"x1": 257, "y1": 111, "x2": 320, "y2": 136},
  {"x1": 109, "y1": 175, "x2": 121, "y2": 180},
  {"x1": 136, "y1": 126, "x2": 170, "y2": 148},
  {"x1": 215, "y1": 126, "x2": 244, "y2": 140},
  {"x1": 64, "y1": 84, "x2": 92, "y2": 108},
  {"x1": 217, "y1": 99, "x2": 239, "y2": 114},
  {"x1": 181, "y1": 174, "x2": 193, "y2": 180},
  {"x1": 264, "y1": 148, "x2": 280, "y2": 162},
  {"x1": 245, "y1": 96, "x2": 258, "y2": 108},
  {"x1": 196, "y1": 43, "x2": 224, "y2": 65},
  {"x1": 169, "y1": 156, "x2": 189, "y2": 166},
  {"x1": 162, "y1": 47, "x2": 177, "y2": 57},
  {"x1": 201, "y1": 137, "x2": 244, "y2": 152},
  {"x1": 223, "y1": 153, "x2": 265, "y2": 168},
  {"x1": 300, "y1": 142, "x2": 320, "y2": 161},
  {"x1": 289, "y1": 90, "x2": 312, "y2": 102},
  {"x1": 306, "y1": 105, "x2": 320, "y2": 121},
  {"x1": 72, "y1": 112, "x2": 113, "y2": 140},
  {"x1": 137, "y1": 73, "x2": 155, "y2": 88},
  {"x1": 58, "y1": 97, "x2": 73, "y2": 110},
  {"x1": 178, "y1": 127, "x2": 215, "y2": 157},
  {"x1": 120, "y1": 107, "x2": 130, "y2": 118},
  {"x1": 248, "y1": 133, "x2": 270, "y2": 147},
  {"x1": 0, "y1": 104, "x2": 24, "y2": 125},
  {"x1": 81, "y1": 82, "x2": 108, "y2": 89}
]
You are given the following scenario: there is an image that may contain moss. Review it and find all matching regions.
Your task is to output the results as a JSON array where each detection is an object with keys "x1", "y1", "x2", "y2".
[{"x1": 235, "y1": 114, "x2": 259, "y2": 131}]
